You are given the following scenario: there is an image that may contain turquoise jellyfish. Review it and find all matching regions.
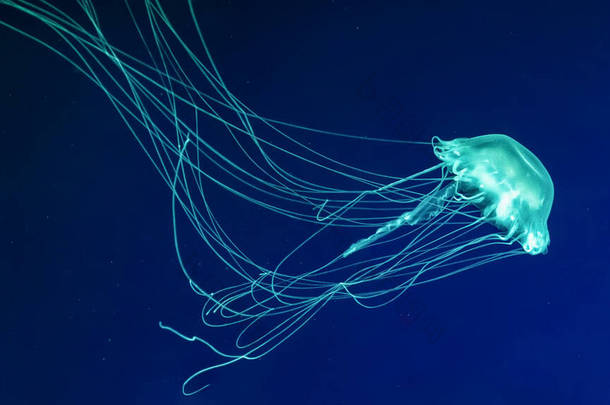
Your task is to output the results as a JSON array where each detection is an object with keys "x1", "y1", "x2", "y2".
[{"x1": 0, "y1": 0, "x2": 554, "y2": 395}]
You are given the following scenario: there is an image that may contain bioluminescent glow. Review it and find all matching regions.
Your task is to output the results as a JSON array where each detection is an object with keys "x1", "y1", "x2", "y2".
[{"x1": 0, "y1": 0, "x2": 554, "y2": 394}]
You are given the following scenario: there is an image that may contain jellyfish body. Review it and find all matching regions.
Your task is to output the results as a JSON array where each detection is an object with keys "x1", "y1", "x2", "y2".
[{"x1": 433, "y1": 134, "x2": 554, "y2": 254}]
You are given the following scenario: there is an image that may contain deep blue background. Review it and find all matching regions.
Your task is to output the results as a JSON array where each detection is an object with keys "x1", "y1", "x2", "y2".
[{"x1": 1, "y1": 1, "x2": 609, "y2": 404}]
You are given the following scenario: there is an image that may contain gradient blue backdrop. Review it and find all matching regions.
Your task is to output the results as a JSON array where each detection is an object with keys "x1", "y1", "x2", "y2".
[{"x1": 1, "y1": 1, "x2": 609, "y2": 404}]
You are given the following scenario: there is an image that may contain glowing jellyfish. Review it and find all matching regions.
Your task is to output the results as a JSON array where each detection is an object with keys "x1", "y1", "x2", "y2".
[{"x1": 0, "y1": 0, "x2": 554, "y2": 395}]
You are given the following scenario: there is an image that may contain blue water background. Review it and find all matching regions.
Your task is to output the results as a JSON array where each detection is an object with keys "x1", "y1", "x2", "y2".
[{"x1": 1, "y1": 1, "x2": 609, "y2": 404}]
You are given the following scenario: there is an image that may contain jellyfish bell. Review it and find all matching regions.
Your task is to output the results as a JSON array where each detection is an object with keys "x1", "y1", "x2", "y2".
[{"x1": 433, "y1": 134, "x2": 554, "y2": 255}]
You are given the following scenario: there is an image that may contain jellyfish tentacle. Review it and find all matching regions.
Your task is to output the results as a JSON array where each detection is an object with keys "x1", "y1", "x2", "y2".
[{"x1": 342, "y1": 183, "x2": 456, "y2": 257}]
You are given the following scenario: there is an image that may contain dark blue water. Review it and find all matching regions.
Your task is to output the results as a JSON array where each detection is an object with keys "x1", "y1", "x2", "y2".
[{"x1": 2, "y1": 1, "x2": 609, "y2": 404}]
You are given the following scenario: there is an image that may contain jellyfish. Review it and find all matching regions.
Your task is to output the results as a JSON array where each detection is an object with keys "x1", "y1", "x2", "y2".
[{"x1": 0, "y1": 0, "x2": 554, "y2": 395}]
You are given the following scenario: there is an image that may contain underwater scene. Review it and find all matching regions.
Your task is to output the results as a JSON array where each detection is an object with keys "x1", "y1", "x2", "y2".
[{"x1": 1, "y1": 1, "x2": 609, "y2": 404}]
